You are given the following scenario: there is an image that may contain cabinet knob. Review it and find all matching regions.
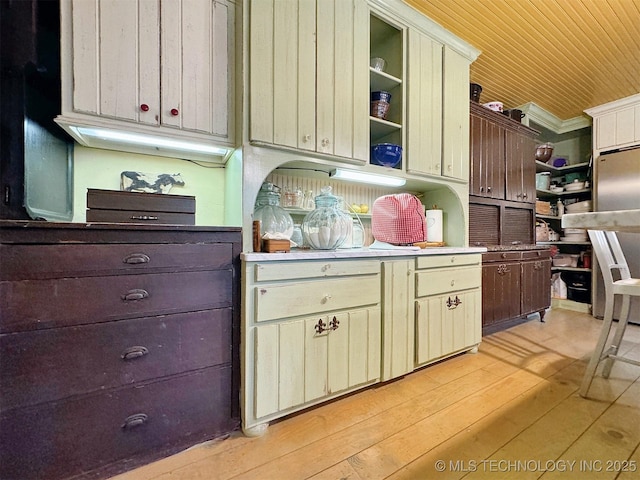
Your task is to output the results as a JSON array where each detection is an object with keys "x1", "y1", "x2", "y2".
[
  {"x1": 480, "y1": 186, "x2": 484, "y2": 192},
  {"x1": 447, "y1": 164, "x2": 452, "y2": 171},
  {"x1": 140, "y1": 104, "x2": 149, "y2": 112},
  {"x1": 303, "y1": 134, "x2": 311, "y2": 143},
  {"x1": 321, "y1": 138, "x2": 330, "y2": 147},
  {"x1": 487, "y1": 186, "x2": 492, "y2": 192},
  {"x1": 523, "y1": 193, "x2": 528, "y2": 199},
  {"x1": 170, "y1": 108, "x2": 179, "y2": 116}
]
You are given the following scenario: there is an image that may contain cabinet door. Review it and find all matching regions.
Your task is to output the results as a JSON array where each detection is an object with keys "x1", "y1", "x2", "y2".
[
  {"x1": 442, "y1": 46, "x2": 470, "y2": 181},
  {"x1": 249, "y1": 0, "x2": 315, "y2": 149},
  {"x1": 415, "y1": 289, "x2": 481, "y2": 366},
  {"x1": 521, "y1": 258, "x2": 551, "y2": 315},
  {"x1": 249, "y1": 0, "x2": 368, "y2": 160},
  {"x1": 381, "y1": 259, "x2": 415, "y2": 381},
  {"x1": 253, "y1": 307, "x2": 380, "y2": 419},
  {"x1": 316, "y1": 0, "x2": 369, "y2": 160},
  {"x1": 505, "y1": 130, "x2": 536, "y2": 203},
  {"x1": 70, "y1": 0, "x2": 160, "y2": 124},
  {"x1": 469, "y1": 112, "x2": 505, "y2": 198},
  {"x1": 161, "y1": 0, "x2": 232, "y2": 137},
  {"x1": 406, "y1": 30, "x2": 443, "y2": 177},
  {"x1": 481, "y1": 261, "x2": 521, "y2": 327}
]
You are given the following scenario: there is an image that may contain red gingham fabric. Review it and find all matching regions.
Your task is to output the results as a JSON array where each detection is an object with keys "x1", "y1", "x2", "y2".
[{"x1": 371, "y1": 193, "x2": 427, "y2": 245}]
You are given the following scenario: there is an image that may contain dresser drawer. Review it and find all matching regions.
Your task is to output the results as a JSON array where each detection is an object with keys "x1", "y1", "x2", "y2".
[
  {"x1": 252, "y1": 259, "x2": 380, "y2": 282},
  {"x1": 0, "y1": 243, "x2": 232, "y2": 280},
  {"x1": 416, "y1": 254, "x2": 481, "y2": 270},
  {"x1": 1, "y1": 308, "x2": 231, "y2": 412},
  {"x1": 0, "y1": 366, "x2": 236, "y2": 480},
  {"x1": 254, "y1": 275, "x2": 381, "y2": 322},
  {"x1": 1, "y1": 270, "x2": 232, "y2": 333},
  {"x1": 482, "y1": 251, "x2": 523, "y2": 263},
  {"x1": 415, "y1": 266, "x2": 481, "y2": 298},
  {"x1": 521, "y1": 249, "x2": 551, "y2": 260}
]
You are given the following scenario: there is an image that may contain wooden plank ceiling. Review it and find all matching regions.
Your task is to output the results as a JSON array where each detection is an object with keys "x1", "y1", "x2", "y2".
[{"x1": 406, "y1": 0, "x2": 640, "y2": 120}]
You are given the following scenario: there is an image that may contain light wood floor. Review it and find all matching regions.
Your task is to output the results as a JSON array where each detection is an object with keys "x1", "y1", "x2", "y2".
[{"x1": 111, "y1": 308, "x2": 640, "y2": 480}]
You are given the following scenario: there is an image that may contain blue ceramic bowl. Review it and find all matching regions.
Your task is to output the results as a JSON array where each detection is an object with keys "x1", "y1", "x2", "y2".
[{"x1": 371, "y1": 143, "x2": 402, "y2": 168}]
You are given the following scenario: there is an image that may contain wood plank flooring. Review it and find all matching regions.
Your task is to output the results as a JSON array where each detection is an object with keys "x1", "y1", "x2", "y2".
[{"x1": 111, "y1": 309, "x2": 640, "y2": 480}]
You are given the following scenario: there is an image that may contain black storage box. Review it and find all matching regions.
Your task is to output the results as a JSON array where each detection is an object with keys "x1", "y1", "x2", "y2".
[{"x1": 86, "y1": 189, "x2": 195, "y2": 225}]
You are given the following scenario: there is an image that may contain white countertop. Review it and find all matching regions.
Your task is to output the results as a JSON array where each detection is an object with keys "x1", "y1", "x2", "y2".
[
  {"x1": 242, "y1": 246, "x2": 487, "y2": 262},
  {"x1": 561, "y1": 209, "x2": 640, "y2": 233}
]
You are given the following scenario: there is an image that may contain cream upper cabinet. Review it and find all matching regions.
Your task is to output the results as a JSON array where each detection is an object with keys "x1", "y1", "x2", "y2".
[
  {"x1": 585, "y1": 93, "x2": 640, "y2": 156},
  {"x1": 56, "y1": 0, "x2": 236, "y2": 162},
  {"x1": 442, "y1": 46, "x2": 471, "y2": 181},
  {"x1": 249, "y1": 0, "x2": 369, "y2": 161},
  {"x1": 405, "y1": 34, "x2": 470, "y2": 181},
  {"x1": 406, "y1": 30, "x2": 443, "y2": 177}
]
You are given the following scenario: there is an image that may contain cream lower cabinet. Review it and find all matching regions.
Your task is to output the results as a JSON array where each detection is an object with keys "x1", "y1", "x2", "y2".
[
  {"x1": 414, "y1": 254, "x2": 482, "y2": 366},
  {"x1": 381, "y1": 259, "x2": 415, "y2": 381},
  {"x1": 242, "y1": 259, "x2": 381, "y2": 436}
]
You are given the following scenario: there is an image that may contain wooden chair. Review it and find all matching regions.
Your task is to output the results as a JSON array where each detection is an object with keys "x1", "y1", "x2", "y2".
[{"x1": 580, "y1": 230, "x2": 640, "y2": 397}]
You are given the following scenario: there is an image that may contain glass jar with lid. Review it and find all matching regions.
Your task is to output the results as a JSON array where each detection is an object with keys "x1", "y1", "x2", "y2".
[
  {"x1": 301, "y1": 186, "x2": 350, "y2": 250},
  {"x1": 253, "y1": 182, "x2": 294, "y2": 239}
]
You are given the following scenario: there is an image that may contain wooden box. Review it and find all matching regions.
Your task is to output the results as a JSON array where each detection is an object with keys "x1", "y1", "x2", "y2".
[
  {"x1": 86, "y1": 189, "x2": 195, "y2": 225},
  {"x1": 535, "y1": 200, "x2": 551, "y2": 215},
  {"x1": 262, "y1": 239, "x2": 291, "y2": 253}
]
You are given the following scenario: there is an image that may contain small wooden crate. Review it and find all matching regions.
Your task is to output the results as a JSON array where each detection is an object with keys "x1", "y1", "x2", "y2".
[
  {"x1": 262, "y1": 239, "x2": 291, "y2": 253},
  {"x1": 535, "y1": 200, "x2": 551, "y2": 215},
  {"x1": 86, "y1": 189, "x2": 195, "y2": 225}
]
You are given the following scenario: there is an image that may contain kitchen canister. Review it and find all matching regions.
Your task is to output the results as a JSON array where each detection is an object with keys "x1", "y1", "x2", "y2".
[
  {"x1": 426, "y1": 206, "x2": 443, "y2": 243},
  {"x1": 301, "y1": 186, "x2": 351, "y2": 250},
  {"x1": 252, "y1": 182, "x2": 294, "y2": 239}
]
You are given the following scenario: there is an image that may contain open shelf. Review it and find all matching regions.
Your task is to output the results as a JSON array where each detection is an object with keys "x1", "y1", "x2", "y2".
[{"x1": 551, "y1": 266, "x2": 591, "y2": 272}]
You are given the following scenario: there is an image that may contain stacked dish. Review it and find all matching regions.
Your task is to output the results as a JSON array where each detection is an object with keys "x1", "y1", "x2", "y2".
[
  {"x1": 561, "y1": 228, "x2": 588, "y2": 242},
  {"x1": 565, "y1": 200, "x2": 592, "y2": 213}
]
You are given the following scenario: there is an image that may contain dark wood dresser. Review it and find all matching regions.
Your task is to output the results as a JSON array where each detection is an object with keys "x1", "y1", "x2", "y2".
[{"x1": 0, "y1": 221, "x2": 241, "y2": 480}]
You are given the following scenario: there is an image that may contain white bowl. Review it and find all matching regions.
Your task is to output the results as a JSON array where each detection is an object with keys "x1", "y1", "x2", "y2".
[
  {"x1": 564, "y1": 181, "x2": 586, "y2": 191},
  {"x1": 565, "y1": 200, "x2": 592, "y2": 213},
  {"x1": 550, "y1": 186, "x2": 564, "y2": 193},
  {"x1": 483, "y1": 101, "x2": 503, "y2": 112}
]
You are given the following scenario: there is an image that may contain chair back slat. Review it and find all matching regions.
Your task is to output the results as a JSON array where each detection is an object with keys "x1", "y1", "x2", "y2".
[{"x1": 588, "y1": 230, "x2": 631, "y2": 291}]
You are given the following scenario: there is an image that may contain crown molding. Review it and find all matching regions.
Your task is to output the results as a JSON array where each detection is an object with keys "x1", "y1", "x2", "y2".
[{"x1": 516, "y1": 102, "x2": 591, "y2": 134}]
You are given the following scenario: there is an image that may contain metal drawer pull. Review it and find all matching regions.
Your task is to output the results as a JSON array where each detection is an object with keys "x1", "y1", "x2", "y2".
[
  {"x1": 130, "y1": 215, "x2": 158, "y2": 221},
  {"x1": 122, "y1": 413, "x2": 148, "y2": 430},
  {"x1": 315, "y1": 316, "x2": 339, "y2": 334},
  {"x1": 498, "y1": 264, "x2": 510, "y2": 275},
  {"x1": 123, "y1": 253, "x2": 150, "y2": 264},
  {"x1": 121, "y1": 346, "x2": 149, "y2": 361},
  {"x1": 122, "y1": 289, "x2": 149, "y2": 301},
  {"x1": 446, "y1": 296, "x2": 462, "y2": 309}
]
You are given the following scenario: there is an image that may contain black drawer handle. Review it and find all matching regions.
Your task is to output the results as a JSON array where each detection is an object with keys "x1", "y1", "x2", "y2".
[
  {"x1": 130, "y1": 215, "x2": 158, "y2": 221},
  {"x1": 123, "y1": 253, "x2": 150, "y2": 264},
  {"x1": 122, "y1": 413, "x2": 148, "y2": 430},
  {"x1": 121, "y1": 346, "x2": 149, "y2": 361},
  {"x1": 122, "y1": 289, "x2": 149, "y2": 301}
]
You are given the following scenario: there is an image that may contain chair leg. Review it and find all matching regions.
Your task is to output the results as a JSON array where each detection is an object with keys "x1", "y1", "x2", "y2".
[
  {"x1": 602, "y1": 294, "x2": 631, "y2": 378},
  {"x1": 580, "y1": 293, "x2": 615, "y2": 397}
]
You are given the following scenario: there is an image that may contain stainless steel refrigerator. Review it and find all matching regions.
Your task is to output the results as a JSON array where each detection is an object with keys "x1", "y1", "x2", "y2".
[{"x1": 593, "y1": 147, "x2": 640, "y2": 324}]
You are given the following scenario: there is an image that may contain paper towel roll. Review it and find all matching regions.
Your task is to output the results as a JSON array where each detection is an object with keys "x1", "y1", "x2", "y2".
[{"x1": 426, "y1": 209, "x2": 443, "y2": 242}]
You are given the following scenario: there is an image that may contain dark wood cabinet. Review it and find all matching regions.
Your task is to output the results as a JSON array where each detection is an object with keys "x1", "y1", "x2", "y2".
[
  {"x1": 469, "y1": 102, "x2": 538, "y2": 204},
  {"x1": 482, "y1": 249, "x2": 551, "y2": 334},
  {"x1": 0, "y1": 221, "x2": 242, "y2": 480}
]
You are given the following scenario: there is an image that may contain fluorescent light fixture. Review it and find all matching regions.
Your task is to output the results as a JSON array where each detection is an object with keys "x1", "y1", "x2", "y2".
[
  {"x1": 71, "y1": 126, "x2": 230, "y2": 156},
  {"x1": 330, "y1": 168, "x2": 406, "y2": 187}
]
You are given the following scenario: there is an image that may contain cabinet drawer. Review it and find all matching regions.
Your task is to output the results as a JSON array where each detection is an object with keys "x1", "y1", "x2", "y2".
[
  {"x1": 1, "y1": 308, "x2": 231, "y2": 412},
  {"x1": 252, "y1": 259, "x2": 380, "y2": 282},
  {"x1": 86, "y1": 209, "x2": 195, "y2": 225},
  {"x1": 521, "y1": 249, "x2": 551, "y2": 260},
  {"x1": 0, "y1": 366, "x2": 236, "y2": 480},
  {"x1": 415, "y1": 254, "x2": 481, "y2": 270},
  {"x1": 254, "y1": 275, "x2": 380, "y2": 322},
  {"x1": 415, "y1": 266, "x2": 481, "y2": 297},
  {"x1": 0, "y1": 243, "x2": 232, "y2": 280},
  {"x1": 482, "y1": 251, "x2": 522, "y2": 263},
  {"x1": 1, "y1": 270, "x2": 232, "y2": 333}
]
